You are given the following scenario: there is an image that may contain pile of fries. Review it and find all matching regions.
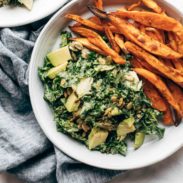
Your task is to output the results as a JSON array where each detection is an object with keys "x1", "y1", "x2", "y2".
[{"x1": 65, "y1": 0, "x2": 183, "y2": 126}]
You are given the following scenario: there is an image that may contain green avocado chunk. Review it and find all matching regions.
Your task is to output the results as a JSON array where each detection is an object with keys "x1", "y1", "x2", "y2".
[
  {"x1": 76, "y1": 78, "x2": 93, "y2": 98},
  {"x1": 109, "y1": 107, "x2": 122, "y2": 117},
  {"x1": 88, "y1": 127, "x2": 108, "y2": 150},
  {"x1": 117, "y1": 117, "x2": 135, "y2": 140},
  {"x1": 65, "y1": 92, "x2": 80, "y2": 112},
  {"x1": 134, "y1": 132, "x2": 145, "y2": 149},
  {"x1": 47, "y1": 46, "x2": 72, "y2": 66},
  {"x1": 47, "y1": 62, "x2": 67, "y2": 79},
  {"x1": 19, "y1": 0, "x2": 33, "y2": 10}
]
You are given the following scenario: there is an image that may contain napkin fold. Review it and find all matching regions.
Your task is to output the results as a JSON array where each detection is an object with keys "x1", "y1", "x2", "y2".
[{"x1": 0, "y1": 4, "x2": 121, "y2": 183}]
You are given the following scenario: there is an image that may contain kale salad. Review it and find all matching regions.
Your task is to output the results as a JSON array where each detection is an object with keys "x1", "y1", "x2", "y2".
[{"x1": 39, "y1": 31, "x2": 164, "y2": 156}]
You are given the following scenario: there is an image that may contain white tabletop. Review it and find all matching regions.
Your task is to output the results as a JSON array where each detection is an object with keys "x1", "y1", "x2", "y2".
[{"x1": 110, "y1": 147, "x2": 183, "y2": 183}]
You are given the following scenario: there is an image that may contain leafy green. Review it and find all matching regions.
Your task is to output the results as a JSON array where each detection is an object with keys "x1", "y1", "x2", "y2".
[
  {"x1": 38, "y1": 32, "x2": 165, "y2": 156},
  {"x1": 95, "y1": 136, "x2": 127, "y2": 156},
  {"x1": 38, "y1": 57, "x2": 52, "y2": 81},
  {"x1": 60, "y1": 31, "x2": 72, "y2": 48},
  {"x1": 56, "y1": 119, "x2": 87, "y2": 142}
]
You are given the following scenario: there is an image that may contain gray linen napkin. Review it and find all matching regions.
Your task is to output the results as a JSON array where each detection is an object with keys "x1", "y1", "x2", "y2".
[{"x1": 0, "y1": 10, "x2": 121, "y2": 183}]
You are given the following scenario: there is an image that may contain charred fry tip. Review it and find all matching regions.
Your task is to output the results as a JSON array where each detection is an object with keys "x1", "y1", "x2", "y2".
[
  {"x1": 87, "y1": 4, "x2": 108, "y2": 20},
  {"x1": 174, "y1": 108, "x2": 182, "y2": 126},
  {"x1": 174, "y1": 118, "x2": 182, "y2": 127}
]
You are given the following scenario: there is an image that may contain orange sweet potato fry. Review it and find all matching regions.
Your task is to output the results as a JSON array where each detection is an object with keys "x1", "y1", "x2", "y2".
[
  {"x1": 166, "y1": 80, "x2": 183, "y2": 125},
  {"x1": 130, "y1": 54, "x2": 161, "y2": 74},
  {"x1": 89, "y1": 16, "x2": 102, "y2": 25},
  {"x1": 133, "y1": 68, "x2": 183, "y2": 117},
  {"x1": 108, "y1": 15, "x2": 182, "y2": 59},
  {"x1": 131, "y1": 56, "x2": 163, "y2": 77},
  {"x1": 114, "y1": 34, "x2": 128, "y2": 54},
  {"x1": 139, "y1": 24, "x2": 146, "y2": 33},
  {"x1": 139, "y1": 60, "x2": 161, "y2": 75},
  {"x1": 94, "y1": 0, "x2": 103, "y2": 10},
  {"x1": 66, "y1": 14, "x2": 121, "y2": 33},
  {"x1": 143, "y1": 80, "x2": 167, "y2": 112},
  {"x1": 70, "y1": 26, "x2": 125, "y2": 64},
  {"x1": 168, "y1": 32, "x2": 178, "y2": 51},
  {"x1": 125, "y1": 41, "x2": 183, "y2": 87},
  {"x1": 141, "y1": 0, "x2": 163, "y2": 14},
  {"x1": 111, "y1": 11, "x2": 183, "y2": 32},
  {"x1": 159, "y1": 58, "x2": 174, "y2": 68},
  {"x1": 129, "y1": 41, "x2": 174, "y2": 75},
  {"x1": 162, "y1": 101, "x2": 174, "y2": 126},
  {"x1": 144, "y1": 27, "x2": 164, "y2": 43},
  {"x1": 140, "y1": 25, "x2": 165, "y2": 43},
  {"x1": 174, "y1": 31, "x2": 183, "y2": 54},
  {"x1": 177, "y1": 41, "x2": 183, "y2": 54},
  {"x1": 70, "y1": 38, "x2": 106, "y2": 55},
  {"x1": 127, "y1": 1, "x2": 141, "y2": 11},
  {"x1": 108, "y1": 24, "x2": 121, "y2": 33},
  {"x1": 104, "y1": 25, "x2": 120, "y2": 53},
  {"x1": 159, "y1": 30, "x2": 166, "y2": 43},
  {"x1": 72, "y1": 16, "x2": 102, "y2": 27},
  {"x1": 163, "y1": 14, "x2": 183, "y2": 54},
  {"x1": 172, "y1": 59, "x2": 183, "y2": 72},
  {"x1": 130, "y1": 58, "x2": 143, "y2": 68},
  {"x1": 167, "y1": 80, "x2": 183, "y2": 113},
  {"x1": 159, "y1": 53, "x2": 183, "y2": 73},
  {"x1": 65, "y1": 14, "x2": 104, "y2": 32}
]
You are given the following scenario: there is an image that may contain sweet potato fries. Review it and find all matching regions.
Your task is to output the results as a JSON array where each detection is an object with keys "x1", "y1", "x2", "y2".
[{"x1": 65, "y1": 0, "x2": 183, "y2": 126}]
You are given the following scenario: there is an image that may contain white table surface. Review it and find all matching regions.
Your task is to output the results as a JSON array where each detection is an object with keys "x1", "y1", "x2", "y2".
[{"x1": 110, "y1": 147, "x2": 183, "y2": 183}]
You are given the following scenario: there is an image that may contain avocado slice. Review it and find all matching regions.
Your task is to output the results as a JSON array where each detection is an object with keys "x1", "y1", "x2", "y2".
[
  {"x1": 19, "y1": 0, "x2": 33, "y2": 10},
  {"x1": 76, "y1": 78, "x2": 93, "y2": 98},
  {"x1": 47, "y1": 62, "x2": 67, "y2": 79},
  {"x1": 134, "y1": 132, "x2": 145, "y2": 149},
  {"x1": 65, "y1": 92, "x2": 80, "y2": 112},
  {"x1": 88, "y1": 127, "x2": 108, "y2": 150},
  {"x1": 47, "y1": 46, "x2": 72, "y2": 67},
  {"x1": 108, "y1": 107, "x2": 122, "y2": 117},
  {"x1": 117, "y1": 117, "x2": 135, "y2": 141}
]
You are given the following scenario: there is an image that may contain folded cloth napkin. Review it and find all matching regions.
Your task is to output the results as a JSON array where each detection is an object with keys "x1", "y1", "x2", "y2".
[{"x1": 0, "y1": 5, "x2": 121, "y2": 183}]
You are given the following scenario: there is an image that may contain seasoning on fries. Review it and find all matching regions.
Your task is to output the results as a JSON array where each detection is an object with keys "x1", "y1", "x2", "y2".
[{"x1": 63, "y1": 0, "x2": 183, "y2": 130}]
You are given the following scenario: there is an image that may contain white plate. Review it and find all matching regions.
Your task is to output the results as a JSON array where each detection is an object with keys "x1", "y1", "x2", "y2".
[
  {"x1": 29, "y1": 0, "x2": 183, "y2": 170},
  {"x1": 0, "y1": 0, "x2": 68, "y2": 27}
]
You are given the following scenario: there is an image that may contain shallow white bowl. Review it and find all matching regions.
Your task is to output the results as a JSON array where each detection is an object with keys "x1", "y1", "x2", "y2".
[{"x1": 29, "y1": 0, "x2": 183, "y2": 170}]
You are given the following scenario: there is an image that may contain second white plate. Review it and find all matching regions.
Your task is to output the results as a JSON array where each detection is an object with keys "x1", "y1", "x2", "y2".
[{"x1": 0, "y1": 0, "x2": 68, "y2": 27}]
